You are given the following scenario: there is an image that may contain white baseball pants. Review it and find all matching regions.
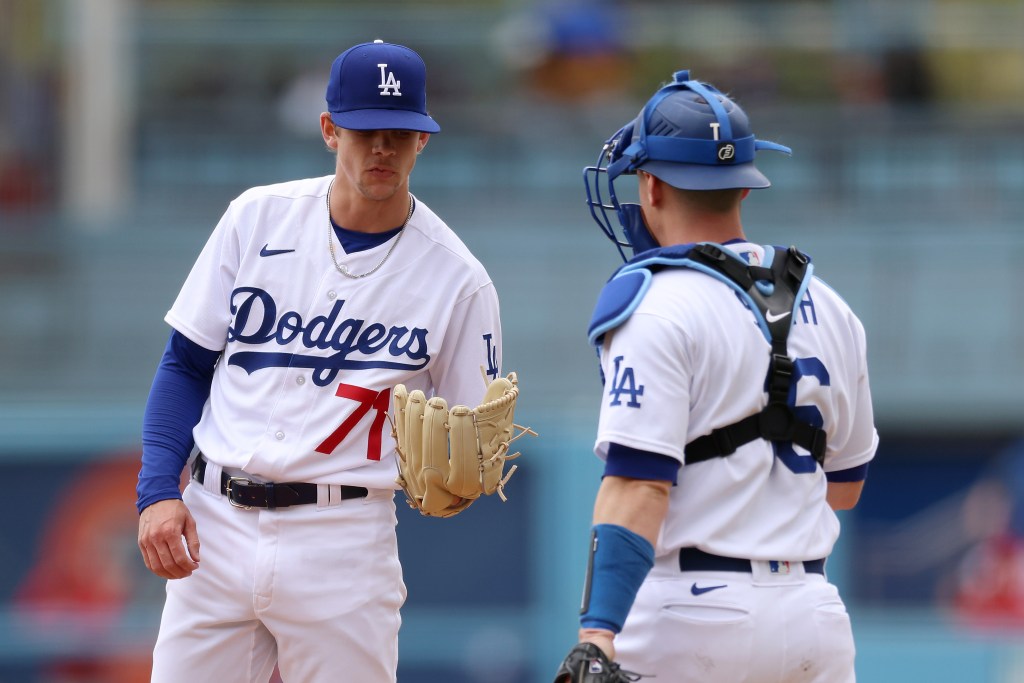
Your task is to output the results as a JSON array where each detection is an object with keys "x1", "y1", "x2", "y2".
[
  {"x1": 150, "y1": 473, "x2": 405, "y2": 683},
  {"x1": 615, "y1": 553, "x2": 856, "y2": 682}
]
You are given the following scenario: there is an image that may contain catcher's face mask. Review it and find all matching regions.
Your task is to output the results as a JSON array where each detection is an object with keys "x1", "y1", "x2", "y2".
[{"x1": 583, "y1": 69, "x2": 792, "y2": 262}]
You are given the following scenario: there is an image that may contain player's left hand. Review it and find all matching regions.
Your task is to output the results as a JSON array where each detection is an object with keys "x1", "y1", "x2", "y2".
[{"x1": 391, "y1": 372, "x2": 535, "y2": 518}]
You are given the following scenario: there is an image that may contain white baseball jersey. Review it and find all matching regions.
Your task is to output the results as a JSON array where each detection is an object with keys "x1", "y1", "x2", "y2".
[
  {"x1": 595, "y1": 241, "x2": 877, "y2": 561},
  {"x1": 166, "y1": 174, "x2": 502, "y2": 490}
]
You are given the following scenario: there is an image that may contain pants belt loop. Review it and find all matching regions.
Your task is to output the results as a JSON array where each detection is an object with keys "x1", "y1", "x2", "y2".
[
  {"x1": 202, "y1": 458, "x2": 221, "y2": 496},
  {"x1": 265, "y1": 482, "x2": 276, "y2": 510}
]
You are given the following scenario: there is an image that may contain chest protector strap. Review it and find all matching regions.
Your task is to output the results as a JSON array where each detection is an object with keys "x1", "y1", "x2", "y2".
[{"x1": 682, "y1": 243, "x2": 826, "y2": 467}]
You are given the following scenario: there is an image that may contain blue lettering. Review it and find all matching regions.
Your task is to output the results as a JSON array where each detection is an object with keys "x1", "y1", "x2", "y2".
[
  {"x1": 483, "y1": 333, "x2": 499, "y2": 380},
  {"x1": 303, "y1": 302, "x2": 344, "y2": 349},
  {"x1": 390, "y1": 328, "x2": 429, "y2": 362},
  {"x1": 798, "y1": 289, "x2": 818, "y2": 326},
  {"x1": 228, "y1": 287, "x2": 277, "y2": 343},
  {"x1": 357, "y1": 323, "x2": 389, "y2": 354},
  {"x1": 327, "y1": 318, "x2": 363, "y2": 354},
  {"x1": 225, "y1": 287, "x2": 432, "y2": 385},
  {"x1": 278, "y1": 311, "x2": 302, "y2": 343},
  {"x1": 608, "y1": 355, "x2": 644, "y2": 408}
]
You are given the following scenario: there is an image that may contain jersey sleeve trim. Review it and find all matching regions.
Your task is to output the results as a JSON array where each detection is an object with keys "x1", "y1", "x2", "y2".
[
  {"x1": 825, "y1": 461, "x2": 870, "y2": 483},
  {"x1": 604, "y1": 442, "x2": 680, "y2": 484}
]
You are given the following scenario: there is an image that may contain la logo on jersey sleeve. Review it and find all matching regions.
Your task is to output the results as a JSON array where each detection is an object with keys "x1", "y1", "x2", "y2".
[
  {"x1": 608, "y1": 355, "x2": 644, "y2": 408},
  {"x1": 482, "y1": 333, "x2": 499, "y2": 381}
]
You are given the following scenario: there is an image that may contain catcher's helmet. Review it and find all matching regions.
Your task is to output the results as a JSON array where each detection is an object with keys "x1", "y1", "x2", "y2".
[{"x1": 584, "y1": 70, "x2": 792, "y2": 260}]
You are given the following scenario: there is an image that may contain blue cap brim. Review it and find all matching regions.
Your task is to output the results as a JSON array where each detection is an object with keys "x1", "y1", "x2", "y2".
[
  {"x1": 642, "y1": 160, "x2": 770, "y2": 190},
  {"x1": 330, "y1": 109, "x2": 440, "y2": 134}
]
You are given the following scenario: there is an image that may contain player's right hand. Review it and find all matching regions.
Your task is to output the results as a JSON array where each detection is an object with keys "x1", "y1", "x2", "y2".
[
  {"x1": 578, "y1": 629, "x2": 617, "y2": 662},
  {"x1": 552, "y1": 639, "x2": 641, "y2": 682},
  {"x1": 138, "y1": 499, "x2": 201, "y2": 579}
]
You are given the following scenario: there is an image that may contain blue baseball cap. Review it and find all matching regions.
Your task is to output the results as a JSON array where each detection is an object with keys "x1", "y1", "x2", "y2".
[
  {"x1": 326, "y1": 40, "x2": 440, "y2": 134},
  {"x1": 609, "y1": 70, "x2": 790, "y2": 190}
]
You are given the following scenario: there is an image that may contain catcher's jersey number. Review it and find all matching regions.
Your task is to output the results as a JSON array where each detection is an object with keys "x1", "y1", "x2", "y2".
[{"x1": 775, "y1": 355, "x2": 829, "y2": 475}]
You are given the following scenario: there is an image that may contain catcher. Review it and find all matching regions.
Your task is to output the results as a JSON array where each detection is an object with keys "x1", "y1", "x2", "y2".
[
  {"x1": 392, "y1": 371, "x2": 536, "y2": 517},
  {"x1": 552, "y1": 69, "x2": 877, "y2": 682}
]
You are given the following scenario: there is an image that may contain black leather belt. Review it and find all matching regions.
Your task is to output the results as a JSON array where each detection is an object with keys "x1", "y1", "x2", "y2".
[
  {"x1": 679, "y1": 547, "x2": 825, "y2": 575},
  {"x1": 191, "y1": 454, "x2": 368, "y2": 510}
]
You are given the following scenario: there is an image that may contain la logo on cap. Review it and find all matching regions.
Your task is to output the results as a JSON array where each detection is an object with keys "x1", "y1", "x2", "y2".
[
  {"x1": 378, "y1": 65, "x2": 401, "y2": 96},
  {"x1": 374, "y1": 40, "x2": 402, "y2": 96}
]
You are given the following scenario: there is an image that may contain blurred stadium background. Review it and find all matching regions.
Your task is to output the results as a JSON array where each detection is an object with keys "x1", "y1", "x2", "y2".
[{"x1": 1, "y1": 0, "x2": 1023, "y2": 681}]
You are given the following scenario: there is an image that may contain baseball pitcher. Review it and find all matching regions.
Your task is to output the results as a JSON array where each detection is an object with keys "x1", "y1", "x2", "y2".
[{"x1": 136, "y1": 40, "x2": 525, "y2": 683}]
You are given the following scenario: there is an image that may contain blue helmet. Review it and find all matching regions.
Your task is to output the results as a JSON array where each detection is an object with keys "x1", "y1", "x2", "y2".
[{"x1": 584, "y1": 70, "x2": 792, "y2": 261}]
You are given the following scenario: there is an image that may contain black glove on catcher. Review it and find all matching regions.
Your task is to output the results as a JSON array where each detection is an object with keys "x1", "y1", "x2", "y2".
[{"x1": 553, "y1": 643, "x2": 643, "y2": 683}]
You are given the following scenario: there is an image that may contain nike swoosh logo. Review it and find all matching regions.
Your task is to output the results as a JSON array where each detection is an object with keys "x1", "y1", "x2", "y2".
[
  {"x1": 765, "y1": 310, "x2": 791, "y2": 323},
  {"x1": 260, "y1": 244, "x2": 295, "y2": 257},
  {"x1": 691, "y1": 582, "x2": 728, "y2": 596}
]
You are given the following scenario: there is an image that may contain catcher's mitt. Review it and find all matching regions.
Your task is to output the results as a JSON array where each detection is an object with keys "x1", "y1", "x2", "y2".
[
  {"x1": 553, "y1": 643, "x2": 642, "y2": 683},
  {"x1": 392, "y1": 372, "x2": 535, "y2": 518}
]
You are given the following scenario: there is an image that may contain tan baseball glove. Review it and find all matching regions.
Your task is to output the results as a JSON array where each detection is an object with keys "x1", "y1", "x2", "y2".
[{"x1": 392, "y1": 372, "x2": 535, "y2": 518}]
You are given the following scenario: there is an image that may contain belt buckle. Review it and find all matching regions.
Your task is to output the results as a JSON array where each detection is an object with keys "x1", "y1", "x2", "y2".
[{"x1": 225, "y1": 477, "x2": 254, "y2": 510}]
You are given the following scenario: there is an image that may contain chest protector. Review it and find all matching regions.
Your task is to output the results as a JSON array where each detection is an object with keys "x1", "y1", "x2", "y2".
[{"x1": 587, "y1": 242, "x2": 826, "y2": 468}]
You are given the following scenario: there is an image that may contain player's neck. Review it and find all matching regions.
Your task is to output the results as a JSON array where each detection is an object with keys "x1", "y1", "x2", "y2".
[
  {"x1": 327, "y1": 181, "x2": 413, "y2": 234},
  {"x1": 655, "y1": 212, "x2": 746, "y2": 247},
  {"x1": 691, "y1": 222, "x2": 746, "y2": 245}
]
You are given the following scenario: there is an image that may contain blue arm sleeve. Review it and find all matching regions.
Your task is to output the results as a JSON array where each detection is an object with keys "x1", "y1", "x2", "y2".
[{"x1": 136, "y1": 330, "x2": 220, "y2": 514}]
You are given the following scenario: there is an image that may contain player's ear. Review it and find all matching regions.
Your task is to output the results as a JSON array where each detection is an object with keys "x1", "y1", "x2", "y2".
[
  {"x1": 416, "y1": 132, "x2": 430, "y2": 155},
  {"x1": 320, "y1": 113, "x2": 339, "y2": 150},
  {"x1": 638, "y1": 170, "x2": 662, "y2": 207}
]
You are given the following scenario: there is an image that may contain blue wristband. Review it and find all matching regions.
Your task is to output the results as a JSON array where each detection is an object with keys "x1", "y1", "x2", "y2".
[{"x1": 579, "y1": 524, "x2": 655, "y2": 633}]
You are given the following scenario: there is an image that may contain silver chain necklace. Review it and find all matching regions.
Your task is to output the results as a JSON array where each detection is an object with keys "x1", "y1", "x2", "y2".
[{"x1": 326, "y1": 180, "x2": 415, "y2": 279}]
